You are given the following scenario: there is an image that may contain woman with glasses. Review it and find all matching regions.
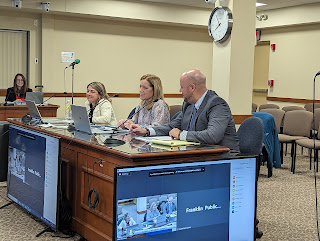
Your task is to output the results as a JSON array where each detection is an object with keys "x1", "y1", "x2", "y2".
[{"x1": 5, "y1": 73, "x2": 32, "y2": 102}]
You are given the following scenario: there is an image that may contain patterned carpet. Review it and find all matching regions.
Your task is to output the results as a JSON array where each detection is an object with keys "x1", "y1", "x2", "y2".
[{"x1": 0, "y1": 149, "x2": 320, "y2": 241}]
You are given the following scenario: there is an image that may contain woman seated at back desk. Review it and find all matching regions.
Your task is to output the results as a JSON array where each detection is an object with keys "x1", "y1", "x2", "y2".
[
  {"x1": 5, "y1": 73, "x2": 32, "y2": 102},
  {"x1": 146, "y1": 202, "x2": 161, "y2": 222},
  {"x1": 85, "y1": 81, "x2": 117, "y2": 126},
  {"x1": 117, "y1": 74, "x2": 170, "y2": 129}
]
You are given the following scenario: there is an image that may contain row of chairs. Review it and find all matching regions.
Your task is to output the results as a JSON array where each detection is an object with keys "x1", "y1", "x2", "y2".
[
  {"x1": 252, "y1": 103, "x2": 320, "y2": 113},
  {"x1": 260, "y1": 108, "x2": 319, "y2": 173}
]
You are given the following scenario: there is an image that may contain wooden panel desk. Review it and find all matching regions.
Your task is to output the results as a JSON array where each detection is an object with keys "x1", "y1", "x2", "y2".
[
  {"x1": 8, "y1": 119, "x2": 230, "y2": 241},
  {"x1": 0, "y1": 105, "x2": 59, "y2": 121}
]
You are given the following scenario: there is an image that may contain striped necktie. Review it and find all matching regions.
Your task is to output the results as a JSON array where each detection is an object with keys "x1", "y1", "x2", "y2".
[{"x1": 188, "y1": 105, "x2": 197, "y2": 131}]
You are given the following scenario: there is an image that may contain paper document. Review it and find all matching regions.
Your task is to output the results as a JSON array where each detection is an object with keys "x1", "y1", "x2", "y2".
[
  {"x1": 133, "y1": 136, "x2": 172, "y2": 143},
  {"x1": 151, "y1": 140, "x2": 200, "y2": 147}
]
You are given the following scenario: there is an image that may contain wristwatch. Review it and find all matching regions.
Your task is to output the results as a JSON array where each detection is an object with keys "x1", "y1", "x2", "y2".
[{"x1": 144, "y1": 128, "x2": 150, "y2": 137}]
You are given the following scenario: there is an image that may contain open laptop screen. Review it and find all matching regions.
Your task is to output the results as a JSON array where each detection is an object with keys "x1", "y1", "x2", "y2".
[
  {"x1": 113, "y1": 156, "x2": 257, "y2": 241},
  {"x1": 26, "y1": 92, "x2": 44, "y2": 105}
]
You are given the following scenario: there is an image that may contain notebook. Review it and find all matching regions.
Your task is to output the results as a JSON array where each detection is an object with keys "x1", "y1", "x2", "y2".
[
  {"x1": 26, "y1": 92, "x2": 44, "y2": 105},
  {"x1": 25, "y1": 100, "x2": 71, "y2": 125},
  {"x1": 70, "y1": 105, "x2": 113, "y2": 135}
]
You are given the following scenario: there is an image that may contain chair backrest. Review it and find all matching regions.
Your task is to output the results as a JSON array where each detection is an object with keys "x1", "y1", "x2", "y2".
[
  {"x1": 312, "y1": 108, "x2": 320, "y2": 131},
  {"x1": 282, "y1": 110, "x2": 313, "y2": 137},
  {"x1": 259, "y1": 104, "x2": 279, "y2": 111},
  {"x1": 260, "y1": 108, "x2": 285, "y2": 133},
  {"x1": 237, "y1": 117, "x2": 264, "y2": 155},
  {"x1": 252, "y1": 103, "x2": 258, "y2": 112},
  {"x1": 304, "y1": 103, "x2": 320, "y2": 112},
  {"x1": 169, "y1": 105, "x2": 182, "y2": 120},
  {"x1": 282, "y1": 105, "x2": 305, "y2": 112}
]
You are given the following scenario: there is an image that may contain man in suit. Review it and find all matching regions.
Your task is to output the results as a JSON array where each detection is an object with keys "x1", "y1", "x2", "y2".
[
  {"x1": 131, "y1": 69, "x2": 239, "y2": 153},
  {"x1": 163, "y1": 195, "x2": 177, "y2": 215}
]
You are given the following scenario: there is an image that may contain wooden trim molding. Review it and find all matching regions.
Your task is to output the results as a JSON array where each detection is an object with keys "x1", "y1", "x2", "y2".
[
  {"x1": 233, "y1": 115, "x2": 254, "y2": 124},
  {"x1": 267, "y1": 96, "x2": 320, "y2": 104},
  {"x1": 0, "y1": 90, "x2": 183, "y2": 98}
]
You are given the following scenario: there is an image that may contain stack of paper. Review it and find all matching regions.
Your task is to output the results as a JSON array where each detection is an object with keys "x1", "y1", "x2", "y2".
[{"x1": 151, "y1": 139, "x2": 200, "y2": 147}]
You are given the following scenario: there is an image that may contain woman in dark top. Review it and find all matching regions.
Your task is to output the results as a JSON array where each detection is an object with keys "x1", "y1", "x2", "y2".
[{"x1": 5, "y1": 73, "x2": 32, "y2": 102}]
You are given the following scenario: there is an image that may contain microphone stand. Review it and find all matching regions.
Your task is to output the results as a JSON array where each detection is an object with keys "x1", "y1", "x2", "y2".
[
  {"x1": 39, "y1": 92, "x2": 67, "y2": 106},
  {"x1": 313, "y1": 72, "x2": 320, "y2": 240},
  {"x1": 72, "y1": 65, "x2": 75, "y2": 104}
]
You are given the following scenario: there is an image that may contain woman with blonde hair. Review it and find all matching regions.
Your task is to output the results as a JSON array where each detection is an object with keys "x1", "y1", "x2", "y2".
[
  {"x1": 85, "y1": 81, "x2": 117, "y2": 126},
  {"x1": 117, "y1": 74, "x2": 170, "y2": 128}
]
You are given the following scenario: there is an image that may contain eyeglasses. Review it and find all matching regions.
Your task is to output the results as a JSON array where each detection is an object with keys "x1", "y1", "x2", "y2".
[{"x1": 16, "y1": 79, "x2": 24, "y2": 82}]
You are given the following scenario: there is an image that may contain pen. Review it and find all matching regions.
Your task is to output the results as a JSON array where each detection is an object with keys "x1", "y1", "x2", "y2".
[{"x1": 128, "y1": 125, "x2": 147, "y2": 133}]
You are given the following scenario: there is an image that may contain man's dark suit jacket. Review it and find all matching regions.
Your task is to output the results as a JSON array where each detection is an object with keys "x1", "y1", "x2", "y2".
[{"x1": 153, "y1": 90, "x2": 240, "y2": 153}]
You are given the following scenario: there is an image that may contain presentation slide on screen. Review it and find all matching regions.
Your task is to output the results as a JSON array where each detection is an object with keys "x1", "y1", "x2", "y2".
[
  {"x1": 116, "y1": 159, "x2": 256, "y2": 241},
  {"x1": 7, "y1": 126, "x2": 59, "y2": 229}
]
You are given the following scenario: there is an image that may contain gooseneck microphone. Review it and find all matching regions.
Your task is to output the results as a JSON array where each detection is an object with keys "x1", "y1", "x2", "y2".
[
  {"x1": 113, "y1": 98, "x2": 159, "y2": 131},
  {"x1": 39, "y1": 92, "x2": 68, "y2": 106},
  {"x1": 65, "y1": 59, "x2": 80, "y2": 69}
]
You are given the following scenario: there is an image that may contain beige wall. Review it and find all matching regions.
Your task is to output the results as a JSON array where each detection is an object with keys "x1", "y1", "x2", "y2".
[
  {"x1": 257, "y1": 3, "x2": 320, "y2": 107},
  {"x1": 0, "y1": 1, "x2": 213, "y2": 119}
]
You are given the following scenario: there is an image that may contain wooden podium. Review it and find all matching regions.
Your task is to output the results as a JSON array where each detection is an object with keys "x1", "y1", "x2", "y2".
[
  {"x1": 7, "y1": 119, "x2": 229, "y2": 241},
  {"x1": 0, "y1": 105, "x2": 59, "y2": 121}
]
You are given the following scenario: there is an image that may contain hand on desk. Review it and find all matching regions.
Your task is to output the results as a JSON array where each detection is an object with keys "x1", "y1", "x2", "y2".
[
  {"x1": 13, "y1": 99, "x2": 22, "y2": 102},
  {"x1": 169, "y1": 128, "x2": 181, "y2": 140},
  {"x1": 117, "y1": 119, "x2": 133, "y2": 129},
  {"x1": 129, "y1": 124, "x2": 147, "y2": 136}
]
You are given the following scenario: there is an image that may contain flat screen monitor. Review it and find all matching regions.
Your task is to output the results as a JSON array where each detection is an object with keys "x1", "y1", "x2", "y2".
[
  {"x1": 7, "y1": 125, "x2": 60, "y2": 231},
  {"x1": 113, "y1": 156, "x2": 257, "y2": 241}
]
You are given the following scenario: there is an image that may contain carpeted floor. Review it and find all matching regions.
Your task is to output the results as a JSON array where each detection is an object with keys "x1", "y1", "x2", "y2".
[
  {"x1": 257, "y1": 149, "x2": 319, "y2": 241},
  {"x1": 1, "y1": 149, "x2": 320, "y2": 240}
]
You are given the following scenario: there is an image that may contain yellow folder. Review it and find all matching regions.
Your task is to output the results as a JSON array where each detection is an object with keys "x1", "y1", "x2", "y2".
[{"x1": 151, "y1": 139, "x2": 200, "y2": 147}]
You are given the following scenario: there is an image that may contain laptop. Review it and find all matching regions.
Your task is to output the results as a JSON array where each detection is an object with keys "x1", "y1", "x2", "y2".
[
  {"x1": 70, "y1": 105, "x2": 113, "y2": 135},
  {"x1": 26, "y1": 92, "x2": 44, "y2": 105},
  {"x1": 25, "y1": 100, "x2": 71, "y2": 124}
]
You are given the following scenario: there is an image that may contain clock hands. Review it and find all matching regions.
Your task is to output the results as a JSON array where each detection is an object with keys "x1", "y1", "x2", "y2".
[{"x1": 214, "y1": 22, "x2": 221, "y2": 31}]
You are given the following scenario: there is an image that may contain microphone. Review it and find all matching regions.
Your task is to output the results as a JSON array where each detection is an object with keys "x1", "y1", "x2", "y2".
[
  {"x1": 39, "y1": 92, "x2": 68, "y2": 106},
  {"x1": 4, "y1": 88, "x2": 14, "y2": 106},
  {"x1": 316, "y1": 71, "x2": 320, "y2": 77},
  {"x1": 65, "y1": 59, "x2": 80, "y2": 69},
  {"x1": 114, "y1": 99, "x2": 159, "y2": 130}
]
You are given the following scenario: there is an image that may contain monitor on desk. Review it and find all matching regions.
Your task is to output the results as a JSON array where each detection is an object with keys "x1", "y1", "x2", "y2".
[
  {"x1": 7, "y1": 125, "x2": 61, "y2": 231},
  {"x1": 113, "y1": 156, "x2": 257, "y2": 241}
]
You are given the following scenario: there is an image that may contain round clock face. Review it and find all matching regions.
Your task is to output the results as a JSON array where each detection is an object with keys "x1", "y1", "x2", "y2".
[{"x1": 208, "y1": 7, "x2": 233, "y2": 43}]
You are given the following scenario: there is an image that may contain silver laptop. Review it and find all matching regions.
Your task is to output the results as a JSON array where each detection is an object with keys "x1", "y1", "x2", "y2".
[
  {"x1": 25, "y1": 100, "x2": 70, "y2": 124},
  {"x1": 26, "y1": 92, "x2": 44, "y2": 105},
  {"x1": 70, "y1": 105, "x2": 112, "y2": 134},
  {"x1": 25, "y1": 100, "x2": 41, "y2": 120}
]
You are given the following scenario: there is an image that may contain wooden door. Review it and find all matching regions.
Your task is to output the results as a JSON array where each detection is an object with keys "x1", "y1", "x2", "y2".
[{"x1": 253, "y1": 41, "x2": 270, "y2": 108}]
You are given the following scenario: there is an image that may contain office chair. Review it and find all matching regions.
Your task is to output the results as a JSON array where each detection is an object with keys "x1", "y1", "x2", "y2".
[
  {"x1": 282, "y1": 106, "x2": 305, "y2": 112},
  {"x1": 237, "y1": 117, "x2": 264, "y2": 239},
  {"x1": 169, "y1": 105, "x2": 182, "y2": 120},
  {"x1": 259, "y1": 104, "x2": 280, "y2": 111}
]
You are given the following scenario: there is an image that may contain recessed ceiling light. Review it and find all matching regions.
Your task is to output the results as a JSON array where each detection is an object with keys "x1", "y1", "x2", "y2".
[{"x1": 256, "y1": 2, "x2": 267, "y2": 7}]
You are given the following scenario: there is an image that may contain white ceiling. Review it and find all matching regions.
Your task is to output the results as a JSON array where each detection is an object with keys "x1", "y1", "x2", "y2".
[{"x1": 138, "y1": 0, "x2": 320, "y2": 11}]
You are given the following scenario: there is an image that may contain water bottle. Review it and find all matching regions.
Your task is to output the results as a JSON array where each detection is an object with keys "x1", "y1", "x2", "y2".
[{"x1": 65, "y1": 100, "x2": 72, "y2": 120}]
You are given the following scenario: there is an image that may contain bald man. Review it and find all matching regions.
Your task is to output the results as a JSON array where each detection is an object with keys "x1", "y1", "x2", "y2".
[{"x1": 131, "y1": 69, "x2": 239, "y2": 153}]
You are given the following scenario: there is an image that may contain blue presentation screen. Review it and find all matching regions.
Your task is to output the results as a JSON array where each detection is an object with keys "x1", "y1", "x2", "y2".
[
  {"x1": 7, "y1": 125, "x2": 60, "y2": 230},
  {"x1": 113, "y1": 157, "x2": 256, "y2": 241}
]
